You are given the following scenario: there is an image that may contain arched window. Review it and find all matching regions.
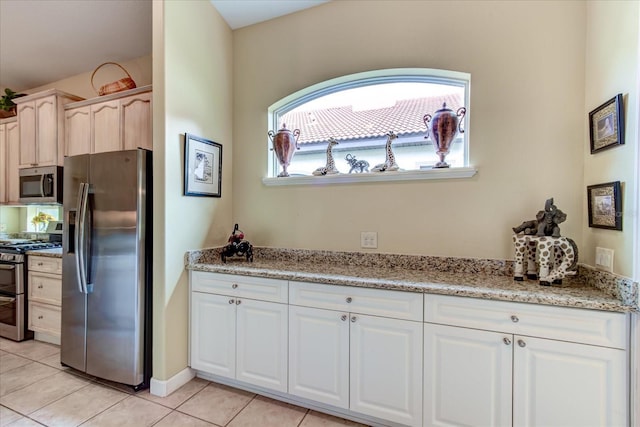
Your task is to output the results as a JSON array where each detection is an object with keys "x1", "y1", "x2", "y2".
[{"x1": 267, "y1": 68, "x2": 472, "y2": 182}]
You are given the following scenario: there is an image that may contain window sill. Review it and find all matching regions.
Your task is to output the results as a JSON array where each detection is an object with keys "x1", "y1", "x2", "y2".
[{"x1": 262, "y1": 167, "x2": 477, "y2": 186}]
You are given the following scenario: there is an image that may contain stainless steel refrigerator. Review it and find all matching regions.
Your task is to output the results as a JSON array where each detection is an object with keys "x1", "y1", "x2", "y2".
[{"x1": 61, "y1": 149, "x2": 152, "y2": 390}]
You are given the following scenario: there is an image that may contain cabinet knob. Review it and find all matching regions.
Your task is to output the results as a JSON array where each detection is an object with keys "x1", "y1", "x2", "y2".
[
  {"x1": 518, "y1": 339, "x2": 526, "y2": 347},
  {"x1": 232, "y1": 284, "x2": 238, "y2": 289},
  {"x1": 229, "y1": 299, "x2": 234, "y2": 304},
  {"x1": 511, "y1": 315, "x2": 519, "y2": 323},
  {"x1": 38, "y1": 285, "x2": 43, "y2": 289},
  {"x1": 341, "y1": 315, "x2": 347, "y2": 321},
  {"x1": 38, "y1": 315, "x2": 43, "y2": 319},
  {"x1": 351, "y1": 316, "x2": 357, "y2": 323},
  {"x1": 346, "y1": 297, "x2": 352, "y2": 303},
  {"x1": 503, "y1": 337, "x2": 511, "y2": 345},
  {"x1": 37, "y1": 262, "x2": 43, "y2": 266},
  {"x1": 236, "y1": 300, "x2": 241, "y2": 305}
]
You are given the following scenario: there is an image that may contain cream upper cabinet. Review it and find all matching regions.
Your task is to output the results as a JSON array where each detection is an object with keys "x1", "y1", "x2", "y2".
[
  {"x1": 14, "y1": 90, "x2": 83, "y2": 167},
  {"x1": 64, "y1": 86, "x2": 152, "y2": 156},
  {"x1": 0, "y1": 122, "x2": 6, "y2": 202},
  {"x1": 0, "y1": 118, "x2": 20, "y2": 203},
  {"x1": 65, "y1": 106, "x2": 91, "y2": 157},
  {"x1": 92, "y1": 100, "x2": 121, "y2": 153},
  {"x1": 121, "y1": 92, "x2": 152, "y2": 151}
]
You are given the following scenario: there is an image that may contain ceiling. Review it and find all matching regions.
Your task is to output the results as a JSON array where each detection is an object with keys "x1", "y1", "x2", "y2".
[{"x1": 0, "y1": 0, "x2": 327, "y2": 92}]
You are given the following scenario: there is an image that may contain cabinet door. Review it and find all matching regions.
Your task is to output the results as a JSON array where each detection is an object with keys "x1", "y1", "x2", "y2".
[
  {"x1": 35, "y1": 96, "x2": 57, "y2": 165},
  {"x1": 190, "y1": 292, "x2": 236, "y2": 378},
  {"x1": 513, "y1": 335, "x2": 627, "y2": 427},
  {"x1": 236, "y1": 299, "x2": 288, "y2": 392},
  {"x1": 6, "y1": 121, "x2": 20, "y2": 202},
  {"x1": 0, "y1": 124, "x2": 6, "y2": 202},
  {"x1": 350, "y1": 314, "x2": 423, "y2": 427},
  {"x1": 92, "y1": 101, "x2": 121, "y2": 153},
  {"x1": 121, "y1": 93, "x2": 152, "y2": 151},
  {"x1": 65, "y1": 106, "x2": 91, "y2": 156},
  {"x1": 18, "y1": 101, "x2": 37, "y2": 167},
  {"x1": 289, "y1": 305, "x2": 349, "y2": 408},
  {"x1": 424, "y1": 323, "x2": 512, "y2": 427}
]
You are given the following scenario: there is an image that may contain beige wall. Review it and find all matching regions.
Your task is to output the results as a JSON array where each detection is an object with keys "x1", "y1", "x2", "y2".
[
  {"x1": 24, "y1": 55, "x2": 152, "y2": 100},
  {"x1": 583, "y1": 1, "x2": 639, "y2": 278},
  {"x1": 232, "y1": 1, "x2": 586, "y2": 260},
  {"x1": 152, "y1": 0, "x2": 233, "y2": 380}
]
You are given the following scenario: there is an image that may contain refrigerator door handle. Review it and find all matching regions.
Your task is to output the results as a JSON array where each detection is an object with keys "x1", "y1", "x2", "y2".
[{"x1": 76, "y1": 182, "x2": 89, "y2": 294}]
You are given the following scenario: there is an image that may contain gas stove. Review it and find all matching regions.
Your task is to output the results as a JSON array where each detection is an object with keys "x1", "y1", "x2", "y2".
[{"x1": 0, "y1": 240, "x2": 62, "y2": 260}]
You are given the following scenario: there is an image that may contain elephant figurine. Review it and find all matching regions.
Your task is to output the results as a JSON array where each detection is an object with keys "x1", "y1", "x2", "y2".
[{"x1": 513, "y1": 198, "x2": 566, "y2": 238}]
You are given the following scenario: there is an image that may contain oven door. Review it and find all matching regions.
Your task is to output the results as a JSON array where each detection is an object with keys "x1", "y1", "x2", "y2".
[
  {"x1": 0, "y1": 292, "x2": 28, "y2": 341},
  {"x1": 0, "y1": 262, "x2": 23, "y2": 295}
]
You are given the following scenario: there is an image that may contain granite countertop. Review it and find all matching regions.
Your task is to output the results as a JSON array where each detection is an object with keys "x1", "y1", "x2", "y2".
[
  {"x1": 26, "y1": 248, "x2": 62, "y2": 258},
  {"x1": 187, "y1": 247, "x2": 638, "y2": 313}
]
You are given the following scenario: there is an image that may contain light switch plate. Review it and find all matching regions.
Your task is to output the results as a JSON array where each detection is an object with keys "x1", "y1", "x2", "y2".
[{"x1": 595, "y1": 247, "x2": 614, "y2": 273}]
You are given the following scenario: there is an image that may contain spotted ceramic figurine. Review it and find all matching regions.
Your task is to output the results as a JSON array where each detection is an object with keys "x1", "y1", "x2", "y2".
[
  {"x1": 371, "y1": 131, "x2": 400, "y2": 172},
  {"x1": 312, "y1": 138, "x2": 340, "y2": 176},
  {"x1": 513, "y1": 234, "x2": 578, "y2": 285}
]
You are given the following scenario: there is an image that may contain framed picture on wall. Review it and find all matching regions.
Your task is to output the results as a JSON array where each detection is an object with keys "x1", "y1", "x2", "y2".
[
  {"x1": 587, "y1": 181, "x2": 622, "y2": 230},
  {"x1": 589, "y1": 94, "x2": 624, "y2": 154},
  {"x1": 184, "y1": 133, "x2": 222, "y2": 197}
]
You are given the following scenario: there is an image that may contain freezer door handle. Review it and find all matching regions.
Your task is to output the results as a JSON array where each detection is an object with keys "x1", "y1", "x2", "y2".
[{"x1": 76, "y1": 182, "x2": 90, "y2": 294}]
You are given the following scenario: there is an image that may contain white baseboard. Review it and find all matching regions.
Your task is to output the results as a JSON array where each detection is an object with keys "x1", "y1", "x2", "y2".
[{"x1": 150, "y1": 367, "x2": 195, "y2": 397}]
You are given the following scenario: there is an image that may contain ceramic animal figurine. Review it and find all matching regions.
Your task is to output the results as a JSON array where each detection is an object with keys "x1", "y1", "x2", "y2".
[
  {"x1": 345, "y1": 154, "x2": 370, "y2": 173},
  {"x1": 312, "y1": 138, "x2": 340, "y2": 176},
  {"x1": 513, "y1": 234, "x2": 578, "y2": 285},
  {"x1": 371, "y1": 131, "x2": 400, "y2": 172}
]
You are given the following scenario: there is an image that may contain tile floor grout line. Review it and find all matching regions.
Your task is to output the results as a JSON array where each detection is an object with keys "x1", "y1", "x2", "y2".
[
  {"x1": 296, "y1": 408, "x2": 311, "y2": 426},
  {"x1": 221, "y1": 393, "x2": 258, "y2": 426}
]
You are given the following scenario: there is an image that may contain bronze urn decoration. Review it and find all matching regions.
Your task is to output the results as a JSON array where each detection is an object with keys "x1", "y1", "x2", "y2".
[
  {"x1": 268, "y1": 123, "x2": 301, "y2": 177},
  {"x1": 423, "y1": 103, "x2": 467, "y2": 168}
]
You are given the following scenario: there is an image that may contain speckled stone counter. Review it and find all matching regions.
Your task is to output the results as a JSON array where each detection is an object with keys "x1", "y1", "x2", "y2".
[
  {"x1": 26, "y1": 248, "x2": 62, "y2": 258},
  {"x1": 186, "y1": 247, "x2": 638, "y2": 313}
]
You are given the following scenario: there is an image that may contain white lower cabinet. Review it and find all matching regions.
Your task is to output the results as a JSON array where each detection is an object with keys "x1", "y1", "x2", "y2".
[
  {"x1": 190, "y1": 272, "x2": 630, "y2": 427},
  {"x1": 289, "y1": 282, "x2": 423, "y2": 427},
  {"x1": 424, "y1": 294, "x2": 629, "y2": 427},
  {"x1": 513, "y1": 335, "x2": 626, "y2": 427},
  {"x1": 190, "y1": 272, "x2": 288, "y2": 393},
  {"x1": 288, "y1": 305, "x2": 350, "y2": 408},
  {"x1": 424, "y1": 323, "x2": 512, "y2": 427}
]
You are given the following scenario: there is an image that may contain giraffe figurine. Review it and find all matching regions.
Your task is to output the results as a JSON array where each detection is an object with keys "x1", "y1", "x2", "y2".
[
  {"x1": 312, "y1": 138, "x2": 340, "y2": 176},
  {"x1": 371, "y1": 131, "x2": 400, "y2": 172}
]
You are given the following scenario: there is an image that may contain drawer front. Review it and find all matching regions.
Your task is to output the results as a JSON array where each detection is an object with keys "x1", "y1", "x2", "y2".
[
  {"x1": 424, "y1": 294, "x2": 628, "y2": 349},
  {"x1": 28, "y1": 272, "x2": 62, "y2": 305},
  {"x1": 29, "y1": 301, "x2": 61, "y2": 336},
  {"x1": 290, "y1": 281, "x2": 423, "y2": 321},
  {"x1": 191, "y1": 271, "x2": 288, "y2": 303},
  {"x1": 28, "y1": 256, "x2": 62, "y2": 275}
]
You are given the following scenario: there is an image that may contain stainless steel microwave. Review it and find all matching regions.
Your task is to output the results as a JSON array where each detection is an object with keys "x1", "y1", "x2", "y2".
[{"x1": 18, "y1": 166, "x2": 63, "y2": 204}]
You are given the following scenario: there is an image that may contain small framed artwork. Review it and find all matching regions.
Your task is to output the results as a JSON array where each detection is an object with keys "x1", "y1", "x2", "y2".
[
  {"x1": 184, "y1": 133, "x2": 222, "y2": 197},
  {"x1": 587, "y1": 181, "x2": 622, "y2": 230},
  {"x1": 589, "y1": 93, "x2": 624, "y2": 154}
]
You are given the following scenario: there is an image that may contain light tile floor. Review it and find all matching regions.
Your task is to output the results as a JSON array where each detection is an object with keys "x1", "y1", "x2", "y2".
[{"x1": 0, "y1": 338, "x2": 368, "y2": 427}]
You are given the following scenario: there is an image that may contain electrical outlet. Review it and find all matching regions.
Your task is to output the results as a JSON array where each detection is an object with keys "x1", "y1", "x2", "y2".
[
  {"x1": 595, "y1": 247, "x2": 614, "y2": 273},
  {"x1": 0, "y1": 224, "x2": 6, "y2": 232},
  {"x1": 360, "y1": 231, "x2": 378, "y2": 249}
]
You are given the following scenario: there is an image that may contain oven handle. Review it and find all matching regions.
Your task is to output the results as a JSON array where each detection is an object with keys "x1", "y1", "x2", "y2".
[
  {"x1": 0, "y1": 264, "x2": 16, "y2": 270},
  {"x1": 76, "y1": 183, "x2": 89, "y2": 294},
  {"x1": 0, "y1": 295, "x2": 16, "y2": 306}
]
